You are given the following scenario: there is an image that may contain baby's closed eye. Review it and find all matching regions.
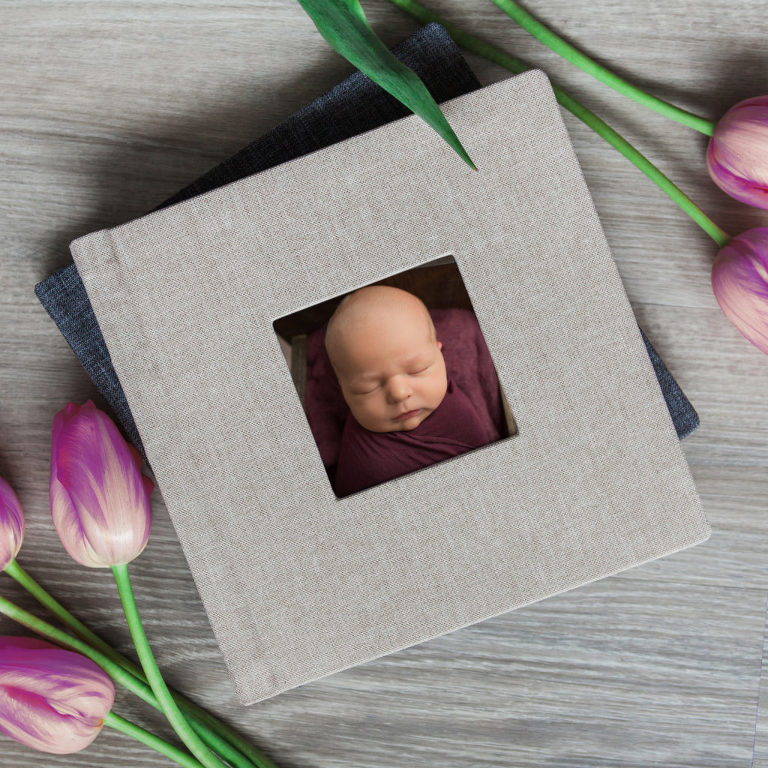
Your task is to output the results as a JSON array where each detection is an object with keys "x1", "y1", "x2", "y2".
[{"x1": 350, "y1": 365, "x2": 432, "y2": 396}]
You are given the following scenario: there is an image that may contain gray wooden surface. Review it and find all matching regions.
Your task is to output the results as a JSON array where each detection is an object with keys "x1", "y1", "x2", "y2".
[{"x1": 1, "y1": 1, "x2": 766, "y2": 766}]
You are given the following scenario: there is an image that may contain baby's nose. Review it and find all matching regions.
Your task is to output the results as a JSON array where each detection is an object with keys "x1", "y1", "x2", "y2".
[{"x1": 386, "y1": 376, "x2": 413, "y2": 402}]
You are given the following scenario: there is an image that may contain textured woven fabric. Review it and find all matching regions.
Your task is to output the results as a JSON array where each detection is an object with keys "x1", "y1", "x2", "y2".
[
  {"x1": 33, "y1": 23, "x2": 482, "y2": 460},
  {"x1": 70, "y1": 70, "x2": 710, "y2": 705},
  {"x1": 34, "y1": 22, "x2": 698, "y2": 462}
]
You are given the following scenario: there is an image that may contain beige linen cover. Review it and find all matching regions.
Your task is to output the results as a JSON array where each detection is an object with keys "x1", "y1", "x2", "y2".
[{"x1": 70, "y1": 70, "x2": 710, "y2": 705}]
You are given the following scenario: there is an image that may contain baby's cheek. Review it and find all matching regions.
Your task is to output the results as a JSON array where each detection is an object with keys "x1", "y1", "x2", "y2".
[
  {"x1": 430, "y1": 371, "x2": 448, "y2": 399},
  {"x1": 360, "y1": 395, "x2": 385, "y2": 419}
]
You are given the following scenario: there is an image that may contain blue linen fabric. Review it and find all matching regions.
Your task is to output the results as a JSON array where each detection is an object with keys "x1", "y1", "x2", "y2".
[
  {"x1": 640, "y1": 327, "x2": 699, "y2": 437},
  {"x1": 34, "y1": 22, "x2": 698, "y2": 463}
]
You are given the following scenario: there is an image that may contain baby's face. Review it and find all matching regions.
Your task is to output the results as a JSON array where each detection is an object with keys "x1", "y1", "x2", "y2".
[{"x1": 332, "y1": 317, "x2": 448, "y2": 433}]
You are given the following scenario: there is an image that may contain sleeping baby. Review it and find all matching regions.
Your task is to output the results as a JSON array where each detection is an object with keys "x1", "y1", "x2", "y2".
[{"x1": 325, "y1": 285, "x2": 499, "y2": 497}]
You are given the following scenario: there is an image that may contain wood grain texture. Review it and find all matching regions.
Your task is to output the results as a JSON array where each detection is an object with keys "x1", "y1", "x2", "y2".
[{"x1": 1, "y1": 1, "x2": 766, "y2": 766}]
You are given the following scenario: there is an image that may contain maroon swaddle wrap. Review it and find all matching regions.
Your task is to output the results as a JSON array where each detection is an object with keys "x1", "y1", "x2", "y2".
[
  {"x1": 304, "y1": 308, "x2": 508, "y2": 480},
  {"x1": 333, "y1": 376, "x2": 502, "y2": 497}
]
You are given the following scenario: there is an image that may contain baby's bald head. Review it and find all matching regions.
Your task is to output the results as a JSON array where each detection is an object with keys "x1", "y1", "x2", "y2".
[
  {"x1": 324, "y1": 285, "x2": 447, "y2": 432},
  {"x1": 325, "y1": 285, "x2": 436, "y2": 377}
]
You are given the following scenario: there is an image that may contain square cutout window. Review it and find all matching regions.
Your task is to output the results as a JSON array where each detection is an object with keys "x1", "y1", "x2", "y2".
[{"x1": 273, "y1": 255, "x2": 517, "y2": 499}]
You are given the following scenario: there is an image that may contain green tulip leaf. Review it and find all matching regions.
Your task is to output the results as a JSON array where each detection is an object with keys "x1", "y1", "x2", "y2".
[{"x1": 295, "y1": 0, "x2": 476, "y2": 170}]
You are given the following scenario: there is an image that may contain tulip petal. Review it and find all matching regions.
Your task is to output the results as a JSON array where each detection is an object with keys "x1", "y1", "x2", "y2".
[
  {"x1": 0, "y1": 476, "x2": 25, "y2": 571},
  {"x1": 712, "y1": 227, "x2": 768, "y2": 355},
  {"x1": 0, "y1": 636, "x2": 114, "y2": 755},
  {"x1": 50, "y1": 401, "x2": 153, "y2": 568},
  {"x1": 708, "y1": 95, "x2": 768, "y2": 210}
]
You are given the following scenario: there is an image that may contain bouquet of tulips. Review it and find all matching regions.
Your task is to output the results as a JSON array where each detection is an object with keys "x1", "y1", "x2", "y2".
[
  {"x1": 0, "y1": 402, "x2": 276, "y2": 768},
  {"x1": 298, "y1": 0, "x2": 768, "y2": 356}
]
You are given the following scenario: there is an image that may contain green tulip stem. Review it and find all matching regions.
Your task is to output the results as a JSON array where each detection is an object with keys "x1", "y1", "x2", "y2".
[
  {"x1": 5, "y1": 559, "x2": 138, "y2": 671},
  {"x1": 104, "y1": 712, "x2": 206, "y2": 768},
  {"x1": 488, "y1": 0, "x2": 716, "y2": 136},
  {"x1": 387, "y1": 0, "x2": 731, "y2": 248},
  {"x1": 112, "y1": 563, "x2": 229, "y2": 768},
  {"x1": 0, "y1": 593, "x2": 255, "y2": 768},
  {"x1": 3, "y1": 559, "x2": 276, "y2": 768}
]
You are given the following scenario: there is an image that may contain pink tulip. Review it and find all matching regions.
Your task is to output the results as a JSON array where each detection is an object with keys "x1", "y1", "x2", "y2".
[
  {"x1": 50, "y1": 401, "x2": 154, "y2": 568},
  {"x1": 711, "y1": 227, "x2": 768, "y2": 355},
  {"x1": 707, "y1": 95, "x2": 768, "y2": 210},
  {"x1": 0, "y1": 476, "x2": 25, "y2": 572},
  {"x1": 0, "y1": 635, "x2": 114, "y2": 754}
]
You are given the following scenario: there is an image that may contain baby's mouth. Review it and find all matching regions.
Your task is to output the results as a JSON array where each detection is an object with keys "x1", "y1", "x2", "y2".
[{"x1": 395, "y1": 408, "x2": 421, "y2": 421}]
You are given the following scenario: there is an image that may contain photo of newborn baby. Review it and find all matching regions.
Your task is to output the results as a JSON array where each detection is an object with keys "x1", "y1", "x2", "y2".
[{"x1": 325, "y1": 285, "x2": 503, "y2": 497}]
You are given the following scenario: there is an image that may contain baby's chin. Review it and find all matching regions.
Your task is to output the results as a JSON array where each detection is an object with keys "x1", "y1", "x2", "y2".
[{"x1": 390, "y1": 408, "x2": 427, "y2": 430}]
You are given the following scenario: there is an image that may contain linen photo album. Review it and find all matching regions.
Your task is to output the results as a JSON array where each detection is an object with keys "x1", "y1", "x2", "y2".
[{"x1": 68, "y1": 68, "x2": 710, "y2": 705}]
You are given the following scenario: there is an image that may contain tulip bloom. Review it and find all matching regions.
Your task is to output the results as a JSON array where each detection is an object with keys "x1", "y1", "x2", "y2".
[
  {"x1": 0, "y1": 636, "x2": 114, "y2": 754},
  {"x1": 707, "y1": 95, "x2": 768, "y2": 210},
  {"x1": 50, "y1": 401, "x2": 153, "y2": 568},
  {"x1": 711, "y1": 227, "x2": 768, "y2": 356},
  {"x1": 0, "y1": 476, "x2": 25, "y2": 572}
]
